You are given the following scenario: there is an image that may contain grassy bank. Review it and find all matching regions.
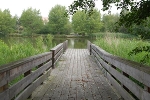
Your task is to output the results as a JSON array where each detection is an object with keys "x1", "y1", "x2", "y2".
[
  {"x1": 93, "y1": 32, "x2": 137, "y2": 39},
  {"x1": 94, "y1": 35, "x2": 150, "y2": 66},
  {"x1": 0, "y1": 34, "x2": 53, "y2": 66}
]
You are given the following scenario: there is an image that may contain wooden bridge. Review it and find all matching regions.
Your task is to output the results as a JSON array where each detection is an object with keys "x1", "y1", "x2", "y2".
[{"x1": 0, "y1": 40, "x2": 150, "y2": 100}]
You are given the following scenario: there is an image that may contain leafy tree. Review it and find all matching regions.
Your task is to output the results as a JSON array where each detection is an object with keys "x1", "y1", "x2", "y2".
[
  {"x1": 85, "y1": 9, "x2": 102, "y2": 34},
  {"x1": 64, "y1": 21, "x2": 73, "y2": 34},
  {"x1": 72, "y1": 10, "x2": 86, "y2": 34},
  {"x1": 48, "y1": 5, "x2": 70, "y2": 34},
  {"x1": 129, "y1": 17, "x2": 150, "y2": 39},
  {"x1": 12, "y1": 15, "x2": 20, "y2": 33},
  {"x1": 102, "y1": 14, "x2": 119, "y2": 32},
  {"x1": 72, "y1": 9, "x2": 102, "y2": 35},
  {"x1": 69, "y1": 0, "x2": 150, "y2": 26},
  {"x1": 19, "y1": 8, "x2": 43, "y2": 34},
  {"x1": 0, "y1": 9, "x2": 16, "y2": 35}
]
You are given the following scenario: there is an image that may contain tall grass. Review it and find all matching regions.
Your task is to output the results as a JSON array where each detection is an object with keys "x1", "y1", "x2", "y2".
[
  {"x1": 94, "y1": 35, "x2": 150, "y2": 66},
  {"x1": 0, "y1": 34, "x2": 53, "y2": 66},
  {"x1": 93, "y1": 32, "x2": 136, "y2": 39}
]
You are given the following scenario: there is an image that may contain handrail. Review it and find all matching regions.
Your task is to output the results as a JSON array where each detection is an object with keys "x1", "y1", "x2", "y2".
[
  {"x1": 87, "y1": 40, "x2": 150, "y2": 100},
  {"x1": 0, "y1": 40, "x2": 68, "y2": 100}
]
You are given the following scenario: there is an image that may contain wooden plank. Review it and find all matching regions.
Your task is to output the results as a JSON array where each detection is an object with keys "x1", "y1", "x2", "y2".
[
  {"x1": 54, "y1": 52, "x2": 63, "y2": 66},
  {"x1": 9, "y1": 60, "x2": 52, "y2": 99},
  {"x1": 0, "y1": 90, "x2": 9, "y2": 100},
  {"x1": 15, "y1": 67, "x2": 52, "y2": 100},
  {"x1": 106, "y1": 72, "x2": 134, "y2": 100},
  {"x1": 100, "y1": 58, "x2": 145, "y2": 99},
  {"x1": 54, "y1": 48, "x2": 63, "y2": 62},
  {"x1": 63, "y1": 40, "x2": 68, "y2": 52},
  {"x1": 87, "y1": 40, "x2": 91, "y2": 52},
  {"x1": 8, "y1": 53, "x2": 52, "y2": 82},
  {"x1": 91, "y1": 43, "x2": 150, "y2": 89},
  {"x1": 91, "y1": 44, "x2": 150, "y2": 100},
  {"x1": 31, "y1": 49, "x2": 120, "y2": 100},
  {"x1": 0, "y1": 72, "x2": 7, "y2": 88},
  {"x1": 51, "y1": 43, "x2": 63, "y2": 55},
  {"x1": 142, "y1": 90, "x2": 150, "y2": 100},
  {"x1": 0, "y1": 52, "x2": 52, "y2": 73}
]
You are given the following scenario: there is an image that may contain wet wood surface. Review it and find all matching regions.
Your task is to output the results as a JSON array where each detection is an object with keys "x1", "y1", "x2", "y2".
[{"x1": 30, "y1": 49, "x2": 121, "y2": 100}]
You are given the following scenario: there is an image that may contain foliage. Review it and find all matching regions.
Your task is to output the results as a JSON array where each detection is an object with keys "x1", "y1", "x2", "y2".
[
  {"x1": 93, "y1": 32, "x2": 136, "y2": 39},
  {"x1": 44, "y1": 34, "x2": 53, "y2": 50},
  {"x1": 129, "y1": 46, "x2": 150, "y2": 64},
  {"x1": 102, "y1": 14, "x2": 119, "y2": 32},
  {"x1": 38, "y1": 24, "x2": 50, "y2": 34},
  {"x1": 0, "y1": 35, "x2": 53, "y2": 66},
  {"x1": 94, "y1": 35, "x2": 150, "y2": 66},
  {"x1": 0, "y1": 9, "x2": 16, "y2": 35},
  {"x1": 129, "y1": 16, "x2": 150, "y2": 39},
  {"x1": 72, "y1": 9, "x2": 102, "y2": 35},
  {"x1": 19, "y1": 8, "x2": 44, "y2": 34},
  {"x1": 85, "y1": 9, "x2": 102, "y2": 34},
  {"x1": 12, "y1": 15, "x2": 20, "y2": 33},
  {"x1": 48, "y1": 5, "x2": 71, "y2": 34},
  {"x1": 68, "y1": 0, "x2": 95, "y2": 15},
  {"x1": 72, "y1": 10, "x2": 86, "y2": 34},
  {"x1": 69, "y1": 0, "x2": 150, "y2": 26}
]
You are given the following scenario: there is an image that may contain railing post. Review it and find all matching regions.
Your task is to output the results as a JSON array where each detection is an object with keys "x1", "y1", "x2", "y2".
[
  {"x1": 90, "y1": 44, "x2": 91, "y2": 55},
  {"x1": 87, "y1": 40, "x2": 91, "y2": 55},
  {"x1": 144, "y1": 85, "x2": 150, "y2": 93},
  {"x1": 51, "y1": 50, "x2": 55, "y2": 69},
  {"x1": 63, "y1": 40, "x2": 68, "y2": 52},
  {"x1": 24, "y1": 70, "x2": 32, "y2": 98},
  {"x1": 0, "y1": 72, "x2": 8, "y2": 93}
]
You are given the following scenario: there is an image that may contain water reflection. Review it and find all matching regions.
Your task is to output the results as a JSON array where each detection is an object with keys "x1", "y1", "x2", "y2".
[
  {"x1": 0, "y1": 36, "x2": 95, "y2": 49},
  {"x1": 53, "y1": 38, "x2": 94, "y2": 49}
]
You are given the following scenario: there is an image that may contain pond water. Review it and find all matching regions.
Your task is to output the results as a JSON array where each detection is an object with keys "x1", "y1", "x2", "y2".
[{"x1": 0, "y1": 36, "x2": 95, "y2": 49}]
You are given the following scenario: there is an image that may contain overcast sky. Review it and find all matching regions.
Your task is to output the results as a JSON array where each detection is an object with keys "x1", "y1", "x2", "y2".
[{"x1": 0, "y1": 0, "x2": 120, "y2": 17}]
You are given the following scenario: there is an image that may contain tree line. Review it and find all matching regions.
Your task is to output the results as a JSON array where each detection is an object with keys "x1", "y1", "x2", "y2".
[
  {"x1": 0, "y1": 5, "x2": 122, "y2": 35},
  {"x1": 0, "y1": 4, "x2": 150, "y2": 39}
]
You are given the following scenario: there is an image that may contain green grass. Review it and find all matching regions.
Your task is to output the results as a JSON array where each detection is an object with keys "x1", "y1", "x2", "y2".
[
  {"x1": 0, "y1": 34, "x2": 53, "y2": 66},
  {"x1": 94, "y1": 35, "x2": 150, "y2": 66},
  {"x1": 92, "y1": 32, "x2": 136, "y2": 39}
]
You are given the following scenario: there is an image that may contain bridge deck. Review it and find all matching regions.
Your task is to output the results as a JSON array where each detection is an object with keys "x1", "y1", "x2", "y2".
[{"x1": 30, "y1": 49, "x2": 120, "y2": 100}]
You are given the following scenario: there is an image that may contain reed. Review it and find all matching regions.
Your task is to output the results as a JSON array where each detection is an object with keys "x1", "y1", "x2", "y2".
[
  {"x1": 0, "y1": 34, "x2": 53, "y2": 66},
  {"x1": 94, "y1": 35, "x2": 150, "y2": 66}
]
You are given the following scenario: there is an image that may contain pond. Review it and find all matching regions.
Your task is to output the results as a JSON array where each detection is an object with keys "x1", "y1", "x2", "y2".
[{"x1": 0, "y1": 36, "x2": 95, "y2": 49}]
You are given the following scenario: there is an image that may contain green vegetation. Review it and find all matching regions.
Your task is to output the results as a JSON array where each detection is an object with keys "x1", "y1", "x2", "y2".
[
  {"x1": 69, "y1": 0, "x2": 150, "y2": 64},
  {"x1": 72, "y1": 9, "x2": 102, "y2": 35},
  {"x1": 19, "y1": 8, "x2": 44, "y2": 35},
  {"x1": 0, "y1": 34, "x2": 53, "y2": 66},
  {"x1": 94, "y1": 35, "x2": 150, "y2": 66},
  {"x1": 69, "y1": 0, "x2": 150, "y2": 27},
  {"x1": 48, "y1": 5, "x2": 72, "y2": 34},
  {"x1": 93, "y1": 32, "x2": 136, "y2": 39},
  {"x1": 0, "y1": 9, "x2": 17, "y2": 35}
]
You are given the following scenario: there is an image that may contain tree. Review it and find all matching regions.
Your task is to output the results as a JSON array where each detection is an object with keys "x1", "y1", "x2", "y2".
[
  {"x1": 0, "y1": 9, "x2": 16, "y2": 35},
  {"x1": 68, "y1": 0, "x2": 150, "y2": 27},
  {"x1": 19, "y1": 8, "x2": 43, "y2": 34},
  {"x1": 72, "y1": 9, "x2": 102, "y2": 35},
  {"x1": 129, "y1": 16, "x2": 150, "y2": 39},
  {"x1": 48, "y1": 5, "x2": 70, "y2": 34},
  {"x1": 102, "y1": 14, "x2": 119, "y2": 32},
  {"x1": 68, "y1": 0, "x2": 150, "y2": 64},
  {"x1": 72, "y1": 10, "x2": 86, "y2": 34},
  {"x1": 12, "y1": 15, "x2": 20, "y2": 33},
  {"x1": 85, "y1": 9, "x2": 102, "y2": 34}
]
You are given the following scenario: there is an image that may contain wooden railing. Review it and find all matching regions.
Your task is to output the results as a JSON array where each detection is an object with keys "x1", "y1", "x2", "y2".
[
  {"x1": 0, "y1": 40, "x2": 68, "y2": 100},
  {"x1": 87, "y1": 41, "x2": 150, "y2": 100}
]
